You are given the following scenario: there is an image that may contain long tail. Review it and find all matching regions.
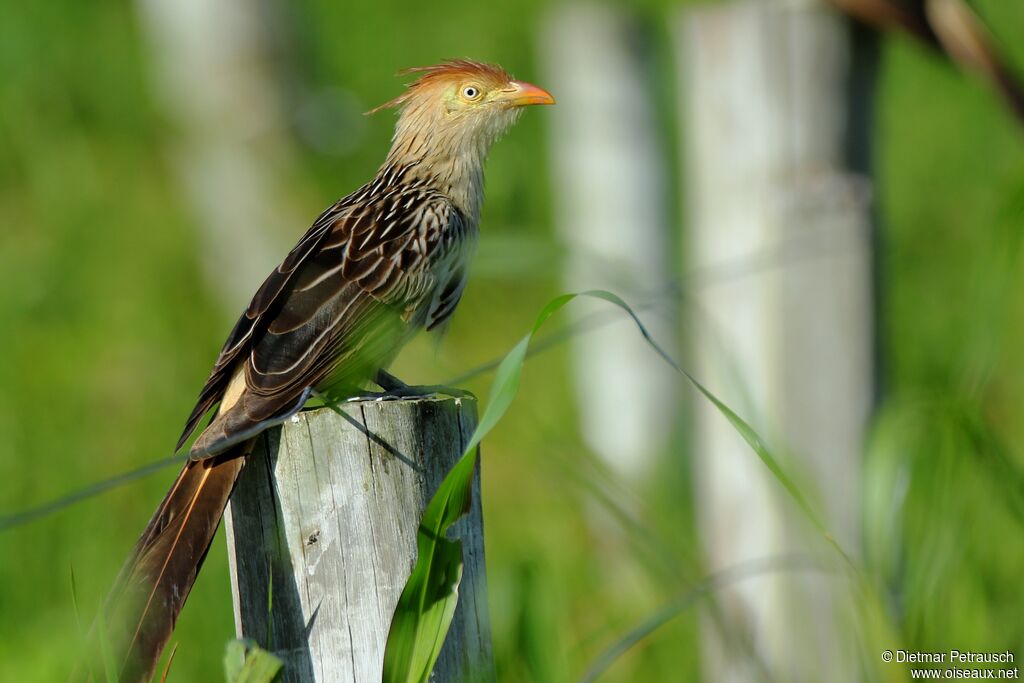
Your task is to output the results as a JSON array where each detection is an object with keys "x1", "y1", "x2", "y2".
[{"x1": 80, "y1": 442, "x2": 251, "y2": 682}]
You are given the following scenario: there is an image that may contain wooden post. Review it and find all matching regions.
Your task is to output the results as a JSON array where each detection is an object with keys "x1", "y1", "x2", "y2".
[
  {"x1": 224, "y1": 397, "x2": 493, "y2": 682},
  {"x1": 676, "y1": 1, "x2": 874, "y2": 681}
]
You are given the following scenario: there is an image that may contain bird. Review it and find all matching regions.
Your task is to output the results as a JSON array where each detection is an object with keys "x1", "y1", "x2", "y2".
[{"x1": 83, "y1": 59, "x2": 554, "y2": 683}]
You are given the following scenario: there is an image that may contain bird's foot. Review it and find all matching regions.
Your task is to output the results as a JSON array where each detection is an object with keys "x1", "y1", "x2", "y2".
[
  {"x1": 358, "y1": 369, "x2": 476, "y2": 401},
  {"x1": 342, "y1": 390, "x2": 406, "y2": 403},
  {"x1": 344, "y1": 386, "x2": 476, "y2": 402}
]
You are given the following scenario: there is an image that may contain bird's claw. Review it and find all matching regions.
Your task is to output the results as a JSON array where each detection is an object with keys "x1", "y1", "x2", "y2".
[
  {"x1": 345, "y1": 385, "x2": 475, "y2": 402},
  {"x1": 343, "y1": 391, "x2": 404, "y2": 403},
  {"x1": 371, "y1": 369, "x2": 474, "y2": 401}
]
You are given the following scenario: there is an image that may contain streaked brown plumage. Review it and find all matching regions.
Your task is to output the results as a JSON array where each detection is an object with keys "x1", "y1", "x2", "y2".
[{"x1": 83, "y1": 59, "x2": 553, "y2": 682}]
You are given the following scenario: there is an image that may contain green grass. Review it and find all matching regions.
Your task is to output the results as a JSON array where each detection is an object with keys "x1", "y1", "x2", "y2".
[{"x1": 1, "y1": 0, "x2": 1023, "y2": 680}]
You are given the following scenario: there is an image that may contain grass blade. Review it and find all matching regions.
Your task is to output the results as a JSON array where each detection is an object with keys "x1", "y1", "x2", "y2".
[
  {"x1": 158, "y1": 643, "x2": 178, "y2": 683},
  {"x1": 385, "y1": 289, "x2": 851, "y2": 682},
  {"x1": 579, "y1": 555, "x2": 825, "y2": 682},
  {"x1": 224, "y1": 639, "x2": 283, "y2": 683},
  {"x1": 382, "y1": 295, "x2": 576, "y2": 683}
]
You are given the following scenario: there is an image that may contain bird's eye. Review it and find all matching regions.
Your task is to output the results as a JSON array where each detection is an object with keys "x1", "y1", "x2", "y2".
[{"x1": 462, "y1": 85, "x2": 480, "y2": 100}]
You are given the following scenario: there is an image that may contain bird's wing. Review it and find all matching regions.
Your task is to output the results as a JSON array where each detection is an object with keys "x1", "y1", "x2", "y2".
[
  {"x1": 174, "y1": 203, "x2": 340, "y2": 450},
  {"x1": 177, "y1": 182, "x2": 456, "y2": 456},
  {"x1": 424, "y1": 236, "x2": 475, "y2": 332}
]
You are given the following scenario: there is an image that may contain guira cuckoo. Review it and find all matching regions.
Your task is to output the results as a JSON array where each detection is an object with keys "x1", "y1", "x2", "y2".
[{"x1": 86, "y1": 60, "x2": 554, "y2": 682}]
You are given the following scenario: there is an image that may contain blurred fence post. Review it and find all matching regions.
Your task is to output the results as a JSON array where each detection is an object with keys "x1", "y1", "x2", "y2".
[
  {"x1": 539, "y1": 4, "x2": 678, "y2": 478},
  {"x1": 224, "y1": 398, "x2": 494, "y2": 682},
  {"x1": 676, "y1": 1, "x2": 875, "y2": 680},
  {"x1": 135, "y1": 0, "x2": 299, "y2": 312}
]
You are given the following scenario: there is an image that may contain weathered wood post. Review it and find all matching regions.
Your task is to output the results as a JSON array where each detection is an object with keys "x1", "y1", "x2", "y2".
[
  {"x1": 224, "y1": 397, "x2": 493, "y2": 682},
  {"x1": 676, "y1": 1, "x2": 875, "y2": 681}
]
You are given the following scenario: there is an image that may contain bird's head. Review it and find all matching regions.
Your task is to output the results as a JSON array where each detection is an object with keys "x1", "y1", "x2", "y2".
[{"x1": 371, "y1": 59, "x2": 554, "y2": 194}]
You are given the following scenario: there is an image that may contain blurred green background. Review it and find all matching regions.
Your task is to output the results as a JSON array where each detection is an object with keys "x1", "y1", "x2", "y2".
[{"x1": 1, "y1": 0, "x2": 1022, "y2": 681}]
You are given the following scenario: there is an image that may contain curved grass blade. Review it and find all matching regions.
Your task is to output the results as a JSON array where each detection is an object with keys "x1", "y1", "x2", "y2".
[
  {"x1": 158, "y1": 643, "x2": 178, "y2": 683},
  {"x1": 0, "y1": 454, "x2": 188, "y2": 532},
  {"x1": 580, "y1": 554, "x2": 825, "y2": 683},
  {"x1": 386, "y1": 289, "x2": 849, "y2": 683},
  {"x1": 576, "y1": 291, "x2": 860, "y2": 567},
  {"x1": 382, "y1": 295, "x2": 575, "y2": 683}
]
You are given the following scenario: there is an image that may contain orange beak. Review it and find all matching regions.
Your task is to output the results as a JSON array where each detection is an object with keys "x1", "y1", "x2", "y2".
[{"x1": 502, "y1": 80, "x2": 556, "y2": 106}]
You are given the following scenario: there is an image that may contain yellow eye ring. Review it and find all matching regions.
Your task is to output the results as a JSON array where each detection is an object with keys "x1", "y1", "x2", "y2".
[{"x1": 462, "y1": 85, "x2": 481, "y2": 100}]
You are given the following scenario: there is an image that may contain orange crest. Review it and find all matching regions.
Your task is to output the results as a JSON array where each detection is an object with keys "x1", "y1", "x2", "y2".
[{"x1": 367, "y1": 59, "x2": 513, "y2": 114}]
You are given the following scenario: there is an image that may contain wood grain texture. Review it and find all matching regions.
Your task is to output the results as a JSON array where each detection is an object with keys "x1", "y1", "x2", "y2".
[{"x1": 224, "y1": 397, "x2": 493, "y2": 682}]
